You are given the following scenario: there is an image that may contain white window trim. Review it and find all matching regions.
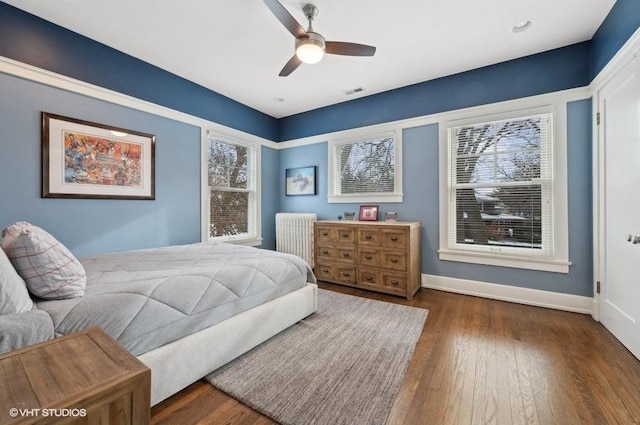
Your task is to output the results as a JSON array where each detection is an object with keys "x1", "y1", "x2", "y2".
[
  {"x1": 201, "y1": 129, "x2": 262, "y2": 246},
  {"x1": 327, "y1": 129, "x2": 404, "y2": 203},
  {"x1": 438, "y1": 103, "x2": 571, "y2": 273}
]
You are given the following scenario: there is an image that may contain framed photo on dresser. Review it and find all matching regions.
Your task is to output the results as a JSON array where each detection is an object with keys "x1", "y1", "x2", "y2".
[{"x1": 358, "y1": 205, "x2": 379, "y2": 221}]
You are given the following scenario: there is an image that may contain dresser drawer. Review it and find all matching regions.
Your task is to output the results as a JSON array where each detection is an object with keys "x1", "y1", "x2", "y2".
[
  {"x1": 358, "y1": 228, "x2": 380, "y2": 246},
  {"x1": 382, "y1": 272, "x2": 408, "y2": 292},
  {"x1": 336, "y1": 227, "x2": 356, "y2": 244},
  {"x1": 335, "y1": 266, "x2": 356, "y2": 284},
  {"x1": 316, "y1": 226, "x2": 338, "y2": 243},
  {"x1": 317, "y1": 245, "x2": 335, "y2": 260},
  {"x1": 358, "y1": 268, "x2": 382, "y2": 289},
  {"x1": 357, "y1": 248, "x2": 380, "y2": 267},
  {"x1": 316, "y1": 262, "x2": 335, "y2": 280},
  {"x1": 317, "y1": 246, "x2": 355, "y2": 263},
  {"x1": 382, "y1": 251, "x2": 407, "y2": 271},
  {"x1": 336, "y1": 247, "x2": 355, "y2": 262},
  {"x1": 381, "y1": 229, "x2": 407, "y2": 249}
]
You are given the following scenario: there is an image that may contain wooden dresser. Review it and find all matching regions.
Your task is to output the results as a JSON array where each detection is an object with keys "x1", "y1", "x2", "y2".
[
  {"x1": 314, "y1": 220, "x2": 421, "y2": 300},
  {"x1": 0, "y1": 327, "x2": 150, "y2": 425}
]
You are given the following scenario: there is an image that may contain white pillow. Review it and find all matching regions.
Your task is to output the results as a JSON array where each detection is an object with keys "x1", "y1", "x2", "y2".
[
  {"x1": 2, "y1": 222, "x2": 86, "y2": 300},
  {"x1": 0, "y1": 247, "x2": 33, "y2": 314}
]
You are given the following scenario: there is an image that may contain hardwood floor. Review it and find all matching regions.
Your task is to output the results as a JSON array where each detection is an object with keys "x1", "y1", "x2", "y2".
[{"x1": 151, "y1": 282, "x2": 640, "y2": 424}]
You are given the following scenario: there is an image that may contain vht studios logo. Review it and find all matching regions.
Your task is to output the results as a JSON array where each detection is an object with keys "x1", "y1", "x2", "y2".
[{"x1": 9, "y1": 408, "x2": 87, "y2": 418}]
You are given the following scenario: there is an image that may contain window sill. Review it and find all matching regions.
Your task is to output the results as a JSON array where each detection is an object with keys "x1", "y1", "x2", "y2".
[
  {"x1": 328, "y1": 193, "x2": 404, "y2": 204},
  {"x1": 438, "y1": 249, "x2": 571, "y2": 273},
  {"x1": 208, "y1": 236, "x2": 263, "y2": 247}
]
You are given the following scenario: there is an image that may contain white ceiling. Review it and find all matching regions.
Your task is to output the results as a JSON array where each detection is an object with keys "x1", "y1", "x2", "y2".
[{"x1": 5, "y1": 0, "x2": 615, "y2": 119}]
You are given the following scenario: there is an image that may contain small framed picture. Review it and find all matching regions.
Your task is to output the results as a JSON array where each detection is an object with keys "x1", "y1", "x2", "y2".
[
  {"x1": 384, "y1": 212, "x2": 398, "y2": 222},
  {"x1": 285, "y1": 166, "x2": 316, "y2": 196},
  {"x1": 343, "y1": 211, "x2": 356, "y2": 221},
  {"x1": 359, "y1": 205, "x2": 379, "y2": 221}
]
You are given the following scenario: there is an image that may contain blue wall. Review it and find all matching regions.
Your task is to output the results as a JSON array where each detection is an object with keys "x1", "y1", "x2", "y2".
[
  {"x1": 279, "y1": 43, "x2": 591, "y2": 141},
  {"x1": 591, "y1": 0, "x2": 640, "y2": 79},
  {"x1": 278, "y1": 100, "x2": 593, "y2": 296},
  {"x1": 261, "y1": 146, "x2": 279, "y2": 250},
  {"x1": 0, "y1": 2, "x2": 279, "y2": 141},
  {"x1": 0, "y1": 72, "x2": 201, "y2": 258}
]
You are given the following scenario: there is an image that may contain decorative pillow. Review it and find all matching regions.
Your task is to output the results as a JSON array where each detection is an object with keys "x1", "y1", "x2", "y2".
[
  {"x1": 1, "y1": 222, "x2": 86, "y2": 300},
  {"x1": 0, "y1": 247, "x2": 33, "y2": 314}
]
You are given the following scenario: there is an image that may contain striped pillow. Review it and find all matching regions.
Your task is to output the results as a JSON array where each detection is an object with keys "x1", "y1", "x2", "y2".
[{"x1": 1, "y1": 222, "x2": 86, "y2": 300}]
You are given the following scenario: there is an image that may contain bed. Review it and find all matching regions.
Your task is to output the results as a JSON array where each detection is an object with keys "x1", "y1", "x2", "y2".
[{"x1": 0, "y1": 235, "x2": 318, "y2": 406}]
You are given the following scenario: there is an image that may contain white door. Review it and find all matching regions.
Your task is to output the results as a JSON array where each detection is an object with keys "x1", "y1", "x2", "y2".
[{"x1": 600, "y1": 53, "x2": 640, "y2": 360}]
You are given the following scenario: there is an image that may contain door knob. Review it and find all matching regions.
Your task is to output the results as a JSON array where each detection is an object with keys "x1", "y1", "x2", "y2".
[{"x1": 626, "y1": 234, "x2": 640, "y2": 244}]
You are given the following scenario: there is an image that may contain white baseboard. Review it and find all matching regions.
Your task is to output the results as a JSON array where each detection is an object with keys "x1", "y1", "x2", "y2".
[{"x1": 422, "y1": 274, "x2": 593, "y2": 315}]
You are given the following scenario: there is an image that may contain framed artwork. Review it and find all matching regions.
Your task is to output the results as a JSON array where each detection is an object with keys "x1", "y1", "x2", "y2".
[
  {"x1": 343, "y1": 211, "x2": 356, "y2": 221},
  {"x1": 285, "y1": 166, "x2": 316, "y2": 196},
  {"x1": 359, "y1": 205, "x2": 379, "y2": 221},
  {"x1": 385, "y1": 212, "x2": 398, "y2": 222},
  {"x1": 42, "y1": 112, "x2": 155, "y2": 200}
]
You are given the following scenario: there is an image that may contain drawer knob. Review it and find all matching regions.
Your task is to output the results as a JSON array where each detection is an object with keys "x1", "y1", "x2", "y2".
[
  {"x1": 365, "y1": 255, "x2": 373, "y2": 260},
  {"x1": 343, "y1": 272, "x2": 351, "y2": 277},
  {"x1": 322, "y1": 250, "x2": 329, "y2": 255},
  {"x1": 365, "y1": 235, "x2": 372, "y2": 240},
  {"x1": 342, "y1": 252, "x2": 350, "y2": 257},
  {"x1": 322, "y1": 268, "x2": 329, "y2": 273},
  {"x1": 390, "y1": 258, "x2": 399, "y2": 263},
  {"x1": 342, "y1": 233, "x2": 350, "y2": 238},
  {"x1": 390, "y1": 237, "x2": 398, "y2": 242},
  {"x1": 321, "y1": 232, "x2": 329, "y2": 236},
  {"x1": 366, "y1": 276, "x2": 373, "y2": 281},
  {"x1": 391, "y1": 280, "x2": 399, "y2": 285}
]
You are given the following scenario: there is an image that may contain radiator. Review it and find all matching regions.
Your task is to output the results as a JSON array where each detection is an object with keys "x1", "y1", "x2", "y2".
[{"x1": 276, "y1": 213, "x2": 317, "y2": 268}]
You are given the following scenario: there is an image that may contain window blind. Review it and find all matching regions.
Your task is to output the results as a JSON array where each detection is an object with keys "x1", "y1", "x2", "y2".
[
  {"x1": 332, "y1": 134, "x2": 395, "y2": 195},
  {"x1": 207, "y1": 135, "x2": 254, "y2": 239},
  {"x1": 447, "y1": 113, "x2": 554, "y2": 258}
]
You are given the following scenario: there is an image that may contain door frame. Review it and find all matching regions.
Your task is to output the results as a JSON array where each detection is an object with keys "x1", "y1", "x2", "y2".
[{"x1": 592, "y1": 28, "x2": 640, "y2": 322}]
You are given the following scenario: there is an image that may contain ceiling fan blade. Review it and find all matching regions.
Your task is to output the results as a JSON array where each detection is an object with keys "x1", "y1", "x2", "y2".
[
  {"x1": 325, "y1": 42, "x2": 376, "y2": 57},
  {"x1": 263, "y1": 0, "x2": 306, "y2": 38},
  {"x1": 279, "y1": 55, "x2": 302, "y2": 77}
]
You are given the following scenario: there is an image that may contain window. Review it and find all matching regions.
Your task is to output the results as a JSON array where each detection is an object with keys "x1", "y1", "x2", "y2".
[
  {"x1": 328, "y1": 131, "x2": 403, "y2": 203},
  {"x1": 204, "y1": 131, "x2": 260, "y2": 244},
  {"x1": 439, "y1": 106, "x2": 570, "y2": 273}
]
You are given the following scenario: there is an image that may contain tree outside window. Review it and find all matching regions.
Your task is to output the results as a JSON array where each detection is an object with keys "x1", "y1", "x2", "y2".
[
  {"x1": 207, "y1": 138, "x2": 252, "y2": 238},
  {"x1": 337, "y1": 136, "x2": 395, "y2": 194},
  {"x1": 328, "y1": 131, "x2": 403, "y2": 204},
  {"x1": 448, "y1": 113, "x2": 553, "y2": 256}
]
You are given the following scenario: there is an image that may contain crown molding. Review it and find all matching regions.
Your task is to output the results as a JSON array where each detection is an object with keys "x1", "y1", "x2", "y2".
[{"x1": 0, "y1": 55, "x2": 279, "y2": 149}]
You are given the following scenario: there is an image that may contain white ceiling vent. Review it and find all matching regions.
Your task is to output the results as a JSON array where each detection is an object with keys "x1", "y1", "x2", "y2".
[{"x1": 343, "y1": 87, "x2": 366, "y2": 96}]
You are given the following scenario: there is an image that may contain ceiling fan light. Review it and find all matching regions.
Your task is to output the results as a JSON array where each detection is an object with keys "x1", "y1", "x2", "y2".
[
  {"x1": 296, "y1": 43, "x2": 324, "y2": 64},
  {"x1": 295, "y1": 34, "x2": 325, "y2": 64}
]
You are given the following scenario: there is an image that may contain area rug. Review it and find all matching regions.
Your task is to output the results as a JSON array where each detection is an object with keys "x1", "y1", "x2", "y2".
[{"x1": 205, "y1": 288, "x2": 428, "y2": 425}]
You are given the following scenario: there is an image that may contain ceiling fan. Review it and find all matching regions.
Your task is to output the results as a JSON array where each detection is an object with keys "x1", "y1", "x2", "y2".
[{"x1": 263, "y1": 0, "x2": 377, "y2": 77}]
